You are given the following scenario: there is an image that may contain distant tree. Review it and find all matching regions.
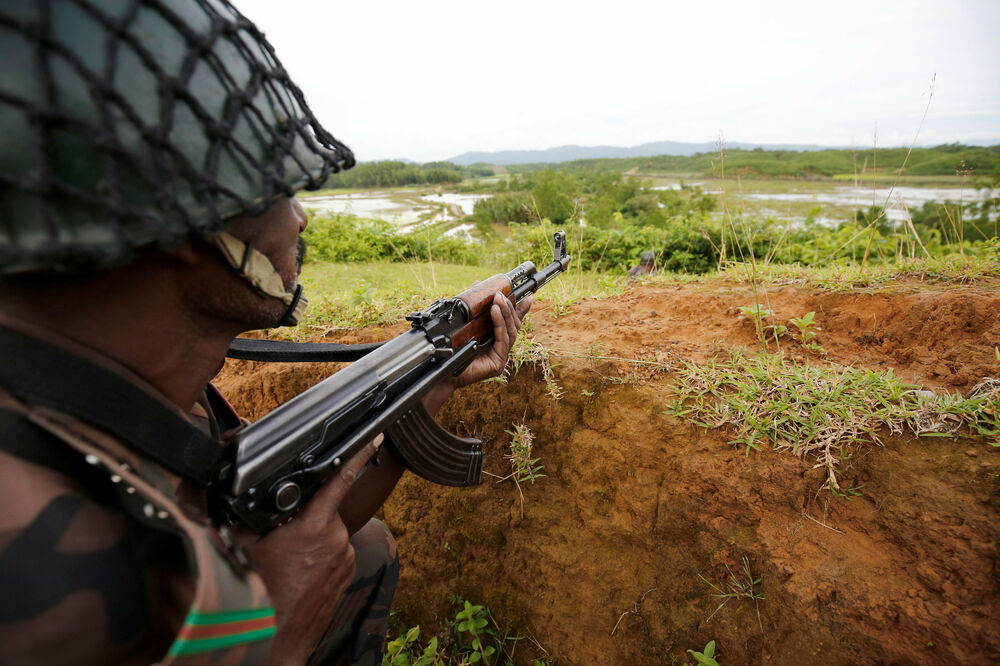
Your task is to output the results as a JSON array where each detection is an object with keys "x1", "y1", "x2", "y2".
[{"x1": 531, "y1": 169, "x2": 578, "y2": 224}]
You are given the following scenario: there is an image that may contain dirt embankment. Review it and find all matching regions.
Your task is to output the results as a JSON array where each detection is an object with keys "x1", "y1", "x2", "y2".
[{"x1": 216, "y1": 280, "x2": 1000, "y2": 665}]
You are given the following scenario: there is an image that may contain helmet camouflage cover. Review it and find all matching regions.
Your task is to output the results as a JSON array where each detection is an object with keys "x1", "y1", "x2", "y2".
[{"x1": 0, "y1": 0, "x2": 354, "y2": 276}]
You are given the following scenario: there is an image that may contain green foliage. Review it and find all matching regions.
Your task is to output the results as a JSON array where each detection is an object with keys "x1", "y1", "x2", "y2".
[
  {"x1": 382, "y1": 598, "x2": 543, "y2": 666},
  {"x1": 302, "y1": 213, "x2": 478, "y2": 265},
  {"x1": 718, "y1": 256, "x2": 1000, "y2": 291},
  {"x1": 688, "y1": 640, "x2": 720, "y2": 666},
  {"x1": 494, "y1": 219, "x2": 719, "y2": 274},
  {"x1": 788, "y1": 312, "x2": 820, "y2": 345},
  {"x1": 908, "y1": 199, "x2": 999, "y2": 245},
  {"x1": 528, "y1": 169, "x2": 579, "y2": 224},
  {"x1": 504, "y1": 144, "x2": 1000, "y2": 180},
  {"x1": 322, "y1": 160, "x2": 488, "y2": 189},
  {"x1": 472, "y1": 169, "x2": 715, "y2": 232},
  {"x1": 473, "y1": 191, "x2": 535, "y2": 225},
  {"x1": 737, "y1": 304, "x2": 773, "y2": 333}
]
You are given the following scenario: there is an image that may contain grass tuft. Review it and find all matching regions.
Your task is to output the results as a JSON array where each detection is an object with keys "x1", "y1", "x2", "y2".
[{"x1": 667, "y1": 350, "x2": 1000, "y2": 490}]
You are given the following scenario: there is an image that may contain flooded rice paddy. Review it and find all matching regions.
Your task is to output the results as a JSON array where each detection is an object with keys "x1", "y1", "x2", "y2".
[
  {"x1": 300, "y1": 191, "x2": 487, "y2": 228},
  {"x1": 299, "y1": 182, "x2": 995, "y2": 229}
]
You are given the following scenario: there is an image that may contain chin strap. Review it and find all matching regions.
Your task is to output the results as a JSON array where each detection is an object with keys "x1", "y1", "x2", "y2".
[{"x1": 211, "y1": 232, "x2": 308, "y2": 326}]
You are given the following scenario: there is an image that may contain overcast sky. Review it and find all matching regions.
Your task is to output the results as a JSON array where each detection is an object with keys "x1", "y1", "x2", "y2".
[{"x1": 236, "y1": 0, "x2": 1000, "y2": 163}]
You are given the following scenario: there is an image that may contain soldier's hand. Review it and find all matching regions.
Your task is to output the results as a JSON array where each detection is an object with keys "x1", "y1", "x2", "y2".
[
  {"x1": 243, "y1": 435, "x2": 382, "y2": 665},
  {"x1": 453, "y1": 291, "x2": 533, "y2": 388},
  {"x1": 420, "y1": 292, "x2": 533, "y2": 417}
]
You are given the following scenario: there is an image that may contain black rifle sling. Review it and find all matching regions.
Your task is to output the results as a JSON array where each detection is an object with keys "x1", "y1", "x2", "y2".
[
  {"x1": 226, "y1": 337, "x2": 383, "y2": 363},
  {"x1": 0, "y1": 407, "x2": 105, "y2": 484},
  {"x1": 0, "y1": 327, "x2": 222, "y2": 486}
]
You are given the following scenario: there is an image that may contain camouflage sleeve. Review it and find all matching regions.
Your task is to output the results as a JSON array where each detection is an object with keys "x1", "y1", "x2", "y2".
[{"x1": 0, "y1": 447, "x2": 193, "y2": 665}]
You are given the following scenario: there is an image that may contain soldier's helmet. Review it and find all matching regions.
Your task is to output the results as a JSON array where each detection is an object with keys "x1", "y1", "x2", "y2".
[
  {"x1": 0, "y1": 0, "x2": 353, "y2": 277},
  {"x1": 640, "y1": 250, "x2": 655, "y2": 265}
]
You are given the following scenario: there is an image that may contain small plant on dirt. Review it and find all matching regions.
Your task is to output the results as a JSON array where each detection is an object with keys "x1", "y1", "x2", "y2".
[
  {"x1": 455, "y1": 600, "x2": 495, "y2": 664},
  {"x1": 737, "y1": 304, "x2": 783, "y2": 350},
  {"x1": 829, "y1": 479, "x2": 865, "y2": 500},
  {"x1": 384, "y1": 626, "x2": 443, "y2": 666},
  {"x1": 767, "y1": 321, "x2": 788, "y2": 339},
  {"x1": 382, "y1": 598, "x2": 546, "y2": 666},
  {"x1": 504, "y1": 424, "x2": 545, "y2": 485},
  {"x1": 584, "y1": 339, "x2": 605, "y2": 363},
  {"x1": 507, "y1": 332, "x2": 564, "y2": 400},
  {"x1": 485, "y1": 423, "x2": 544, "y2": 518},
  {"x1": 788, "y1": 311, "x2": 822, "y2": 348},
  {"x1": 687, "y1": 640, "x2": 720, "y2": 666},
  {"x1": 737, "y1": 304, "x2": 772, "y2": 337},
  {"x1": 699, "y1": 556, "x2": 764, "y2": 630},
  {"x1": 548, "y1": 295, "x2": 579, "y2": 319}
]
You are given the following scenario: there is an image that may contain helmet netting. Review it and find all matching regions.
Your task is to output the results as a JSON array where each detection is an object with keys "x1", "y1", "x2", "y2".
[{"x1": 0, "y1": 0, "x2": 354, "y2": 275}]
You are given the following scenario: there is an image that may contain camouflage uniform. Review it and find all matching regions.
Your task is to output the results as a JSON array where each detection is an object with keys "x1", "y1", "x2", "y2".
[
  {"x1": 0, "y1": 319, "x2": 398, "y2": 665},
  {"x1": 1, "y1": 1, "x2": 397, "y2": 662}
]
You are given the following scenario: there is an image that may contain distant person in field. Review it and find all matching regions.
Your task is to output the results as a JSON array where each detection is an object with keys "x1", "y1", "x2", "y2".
[
  {"x1": 628, "y1": 251, "x2": 659, "y2": 279},
  {"x1": 0, "y1": 1, "x2": 530, "y2": 664}
]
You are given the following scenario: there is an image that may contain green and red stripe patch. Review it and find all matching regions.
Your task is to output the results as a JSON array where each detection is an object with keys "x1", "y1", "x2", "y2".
[{"x1": 168, "y1": 606, "x2": 276, "y2": 657}]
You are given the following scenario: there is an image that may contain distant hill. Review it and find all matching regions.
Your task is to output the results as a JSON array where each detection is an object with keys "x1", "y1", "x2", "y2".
[{"x1": 445, "y1": 140, "x2": 840, "y2": 166}]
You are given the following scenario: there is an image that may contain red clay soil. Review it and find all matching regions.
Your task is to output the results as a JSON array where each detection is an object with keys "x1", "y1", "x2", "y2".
[{"x1": 216, "y1": 279, "x2": 1000, "y2": 665}]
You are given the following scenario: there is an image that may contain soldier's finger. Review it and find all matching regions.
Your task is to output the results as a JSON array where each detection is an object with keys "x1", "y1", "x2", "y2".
[
  {"x1": 496, "y1": 293, "x2": 519, "y2": 345},
  {"x1": 491, "y1": 302, "x2": 510, "y2": 355},
  {"x1": 309, "y1": 434, "x2": 383, "y2": 509}
]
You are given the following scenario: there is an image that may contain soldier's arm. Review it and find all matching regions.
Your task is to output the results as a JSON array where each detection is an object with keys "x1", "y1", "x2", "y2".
[
  {"x1": 336, "y1": 292, "x2": 532, "y2": 534},
  {"x1": 0, "y1": 449, "x2": 184, "y2": 665}
]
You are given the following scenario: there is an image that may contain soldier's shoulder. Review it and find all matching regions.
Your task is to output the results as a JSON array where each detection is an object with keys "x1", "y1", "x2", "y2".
[{"x1": 0, "y1": 411, "x2": 187, "y2": 665}]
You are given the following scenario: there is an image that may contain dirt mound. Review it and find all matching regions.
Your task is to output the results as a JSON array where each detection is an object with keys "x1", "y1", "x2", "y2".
[{"x1": 216, "y1": 281, "x2": 1000, "y2": 665}]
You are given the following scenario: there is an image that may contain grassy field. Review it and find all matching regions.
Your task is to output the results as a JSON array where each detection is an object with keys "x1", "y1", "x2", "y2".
[
  {"x1": 290, "y1": 254, "x2": 1000, "y2": 335},
  {"x1": 294, "y1": 260, "x2": 625, "y2": 332}
]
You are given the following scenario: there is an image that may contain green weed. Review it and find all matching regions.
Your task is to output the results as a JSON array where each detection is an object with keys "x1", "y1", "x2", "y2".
[
  {"x1": 788, "y1": 311, "x2": 820, "y2": 346},
  {"x1": 688, "y1": 640, "x2": 720, "y2": 666},
  {"x1": 483, "y1": 423, "x2": 545, "y2": 519},
  {"x1": 504, "y1": 424, "x2": 545, "y2": 485},
  {"x1": 382, "y1": 598, "x2": 547, "y2": 666},
  {"x1": 737, "y1": 304, "x2": 772, "y2": 337},
  {"x1": 698, "y1": 556, "x2": 764, "y2": 631}
]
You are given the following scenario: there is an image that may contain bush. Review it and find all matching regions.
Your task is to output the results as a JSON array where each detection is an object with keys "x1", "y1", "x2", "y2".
[{"x1": 302, "y1": 213, "x2": 479, "y2": 265}]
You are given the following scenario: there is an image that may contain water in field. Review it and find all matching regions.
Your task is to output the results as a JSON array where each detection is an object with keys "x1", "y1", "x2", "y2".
[
  {"x1": 743, "y1": 186, "x2": 997, "y2": 222},
  {"x1": 300, "y1": 192, "x2": 428, "y2": 225},
  {"x1": 300, "y1": 184, "x2": 996, "y2": 228},
  {"x1": 299, "y1": 191, "x2": 490, "y2": 226},
  {"x1": 418, "y1": 192, "x2": 490, "y2": 215}
]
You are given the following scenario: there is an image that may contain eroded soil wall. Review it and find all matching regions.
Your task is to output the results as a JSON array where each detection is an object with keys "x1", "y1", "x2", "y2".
[{"x1": 217, "y1": 282, "x2": 1000, "y2": 664}]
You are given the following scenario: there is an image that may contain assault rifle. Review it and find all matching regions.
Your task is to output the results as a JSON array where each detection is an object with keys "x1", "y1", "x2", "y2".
[{"x1": 213, "y1": 231, "x2": 571, "y2": 533}]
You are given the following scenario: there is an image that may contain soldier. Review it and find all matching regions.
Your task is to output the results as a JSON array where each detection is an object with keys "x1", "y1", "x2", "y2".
[
  {"x1": 0, "y1": 1, "x2": 530, "y2": 664},
  {"x1": 627, "y1": 250, "x2": 658, "y2": 279}
]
